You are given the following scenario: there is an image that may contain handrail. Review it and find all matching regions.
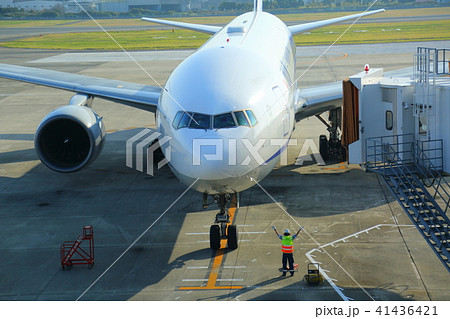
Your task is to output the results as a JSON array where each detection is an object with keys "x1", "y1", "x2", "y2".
[
  {"x1": 382, "y1": 143, "x2": 450, "y2": 232},
  {"x1": 412, "y1": 141, "x2": 450, "y2": 214},
  {"x1": 366, "y1": 133, "x2": 449, "y2": 215}
]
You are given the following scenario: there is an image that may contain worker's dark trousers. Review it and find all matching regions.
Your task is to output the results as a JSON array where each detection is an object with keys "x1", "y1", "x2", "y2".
[{"x1": 282, "y1": 253, "x2": 294, "y2": 275}]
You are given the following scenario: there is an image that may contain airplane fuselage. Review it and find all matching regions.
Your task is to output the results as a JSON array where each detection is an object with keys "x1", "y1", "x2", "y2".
[
  {"x1": 157, "y1": 11, "x2": 296, "y2": 194},
  {"x1": 0, "y1": 4, "x2": 385, "y2": 197}
]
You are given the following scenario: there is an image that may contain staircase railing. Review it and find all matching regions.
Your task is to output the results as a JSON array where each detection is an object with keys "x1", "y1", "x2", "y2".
[
  {"x1": 412, "y1": 140, "x2": 450, "y2": 215},
  {"x1": 366, "y1": 134, "x2": 415, "y2": 174},
  {"x1": 366, "y1": 134, "x2": 450, "y2": 271},
  {"x1": 379, "y1": 143, "x2": 450, "y2": 271}
]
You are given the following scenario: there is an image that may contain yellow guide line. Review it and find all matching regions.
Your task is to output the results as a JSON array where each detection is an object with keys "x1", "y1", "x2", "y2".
[{"x1": 179, "y1": 194, "x2": 243, "y2": 290}]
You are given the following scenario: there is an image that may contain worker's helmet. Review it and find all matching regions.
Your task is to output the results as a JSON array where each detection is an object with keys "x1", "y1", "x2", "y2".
[{"x1": 284, "y1": 229, "x2": 290, "y2": 235}]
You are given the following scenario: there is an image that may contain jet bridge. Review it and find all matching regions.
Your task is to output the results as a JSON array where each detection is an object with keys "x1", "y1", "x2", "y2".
[
  {"x1": 344, "y1": 47, "x2": 450, "y2": 174},
  {"x1": 344, "y1": 47, "x2": 450, "y2": 272}
]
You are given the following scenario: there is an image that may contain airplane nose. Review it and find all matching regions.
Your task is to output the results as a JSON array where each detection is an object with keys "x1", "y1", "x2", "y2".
[
  {"x1": 173, "y1": 131, "x2": 251, "y2": 181},
  {"x1": 190, "y1": 135, "x2": 236, "y2": 180}
]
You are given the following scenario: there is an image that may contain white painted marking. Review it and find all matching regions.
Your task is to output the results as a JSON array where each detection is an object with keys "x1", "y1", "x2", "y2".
[
  {"x1": 186, "y1": 265, "x2": 246, "y2": 269},
  {"x1": 189, "y1": 231, "x2": 264, "y2": 235},
  {"x1": 240, "y1": 231, "x2": 266, "y2": 234},
  {"x1": 203, "y1": 224, "x2": 254, "y2": 227},
  {"x1": 197, "y1": 239, "x2": 250, "y2": 243},
  {"x1": 182, "y1": 278, "x2": 243, "y2": 282},
  {"x1": 305, "y1": 224, "x2": 416, "y2": 301}
]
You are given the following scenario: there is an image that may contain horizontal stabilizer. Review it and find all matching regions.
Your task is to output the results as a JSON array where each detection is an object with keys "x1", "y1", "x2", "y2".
[
  {"x1": 142, "y1": 17, "x2": 222, "y2": 34},
  {"x1": 288, "y1": 9, "x2": 385, "y2": 35}
]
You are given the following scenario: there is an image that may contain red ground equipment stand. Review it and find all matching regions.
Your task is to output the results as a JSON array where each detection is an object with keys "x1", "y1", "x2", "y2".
[{"x1": 60, "y1": 226, "x2": 94, "y2": 270}]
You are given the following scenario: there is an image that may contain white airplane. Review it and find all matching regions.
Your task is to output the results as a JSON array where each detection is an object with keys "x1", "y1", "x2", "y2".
[{"x1": 0, "y1": 0, "x2": 384, "y2": 250}]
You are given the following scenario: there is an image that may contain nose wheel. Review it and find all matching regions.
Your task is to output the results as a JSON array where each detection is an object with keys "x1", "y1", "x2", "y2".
[{"x1": 207, "y1": 193, "x2": 239, "y2": 250}]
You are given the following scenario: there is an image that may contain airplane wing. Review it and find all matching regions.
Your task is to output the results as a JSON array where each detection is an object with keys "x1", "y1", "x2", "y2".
[
  {"x1": 141, "y1": 17, "x2": 222, "y2": 34},
  {"x1": 0, "y1": 63, "x2": 161, "y2": 112},
  {"x1": 288, "y1": 9, "x2": 385, "y2": 35},
  {"x1": 295, "y1": 82, "x2": 342, "y2": 121},
  {"x1": 294, "y1": 66, "x2": 414, "y2": 121}
]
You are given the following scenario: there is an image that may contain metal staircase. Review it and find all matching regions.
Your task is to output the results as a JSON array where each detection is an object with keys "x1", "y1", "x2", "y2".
[{"x1": 366, "y1": 134, "x2": 450, "y2": 272}]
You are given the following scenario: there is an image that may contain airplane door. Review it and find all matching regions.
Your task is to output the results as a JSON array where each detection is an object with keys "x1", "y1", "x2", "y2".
[{"x1": 359, "y1": 86, "x2": 395, "y2": 161}]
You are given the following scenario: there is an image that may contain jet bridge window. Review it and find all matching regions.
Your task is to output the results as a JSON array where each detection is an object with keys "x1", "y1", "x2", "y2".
[
  {"x1": 385, "y1": 110, "x2": 393, "y2": 131},
  {"x1": 214, "y1": 113, "x2": 236, "y2": 129},
  {"x1": 189, "y1": 113, "x2": 211, "y2": 130}
]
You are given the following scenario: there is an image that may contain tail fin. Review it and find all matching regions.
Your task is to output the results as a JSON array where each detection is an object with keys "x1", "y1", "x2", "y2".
[{"x1": 254, "y1": 0, "x2": 263, "y2": 12}]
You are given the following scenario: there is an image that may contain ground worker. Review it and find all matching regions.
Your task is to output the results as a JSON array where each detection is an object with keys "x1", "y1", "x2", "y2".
[{"x1": 272, "y1": 226, "x2": 303, "y2": 276}]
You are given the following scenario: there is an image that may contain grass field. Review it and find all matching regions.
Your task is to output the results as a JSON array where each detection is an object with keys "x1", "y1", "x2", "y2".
[
  {"x1": 0, "y1": 30, "x2": 211, "y2": 50},
  {"x1": 0, "y1": 7, "x2": 449, "y2": 50},
  {"x1": 294, "y1": 20, "x2": 450, "y2": 46}
]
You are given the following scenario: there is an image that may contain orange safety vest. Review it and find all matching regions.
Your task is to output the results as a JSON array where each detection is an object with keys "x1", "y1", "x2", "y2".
[{"x1": 281, "y1": 236, "x2": 294, "y2": 253}]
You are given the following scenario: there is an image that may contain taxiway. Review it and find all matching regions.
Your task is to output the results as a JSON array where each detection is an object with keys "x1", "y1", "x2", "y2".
[{"x1": 0, "y1": 40, "x2": 449, "y2": 301}]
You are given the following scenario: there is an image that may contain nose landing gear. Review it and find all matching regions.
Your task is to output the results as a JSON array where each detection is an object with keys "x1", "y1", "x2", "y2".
[{"x1": 207, "y1": 193, "x2": 239, "y2": 250}]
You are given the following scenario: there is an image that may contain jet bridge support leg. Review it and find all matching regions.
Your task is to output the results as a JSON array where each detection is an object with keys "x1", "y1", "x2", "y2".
[
  {"x1": 208, "y1": 193, "x2": 239, "y2": 250},
  {"x1": 316, "y1": 108, "x2": 345, "y2": 161}
]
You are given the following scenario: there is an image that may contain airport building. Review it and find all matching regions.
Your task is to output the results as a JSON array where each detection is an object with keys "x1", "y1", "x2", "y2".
[
  {"x1": 0, "y1": 0, "x2": 14, "y2": 9},
  {"x1": 1, "y1": 0, "x2": 63, "y2": 10},
  {"x1": 0, "y1": 0, "x2": 189, "y2": 12}
]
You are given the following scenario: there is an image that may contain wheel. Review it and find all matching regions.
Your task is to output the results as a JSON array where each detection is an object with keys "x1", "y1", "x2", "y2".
[
  {"x1": 227, "y1": 224, "x2": 238, "y2": 250},
  {"x1": 210, "y1": 225, "x2": 221, "y2": 250},
  {"x1": 319, "y1": 135, "x2": 328, "y2": 161}
]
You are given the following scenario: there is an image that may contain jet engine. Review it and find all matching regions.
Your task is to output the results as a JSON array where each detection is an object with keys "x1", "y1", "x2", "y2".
[{"x1": 34, "y1": 104, "x2": 106, "y2": 173}]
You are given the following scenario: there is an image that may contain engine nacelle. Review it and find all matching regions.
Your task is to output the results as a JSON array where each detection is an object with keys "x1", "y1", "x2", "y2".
[{"x1": 34, "y1": 105, "x2": 106, "y2": 173}]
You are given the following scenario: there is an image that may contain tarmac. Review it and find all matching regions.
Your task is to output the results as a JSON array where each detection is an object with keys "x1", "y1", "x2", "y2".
[{"x1": 1, "y1": 39, "x2": 450, "y2": 301}]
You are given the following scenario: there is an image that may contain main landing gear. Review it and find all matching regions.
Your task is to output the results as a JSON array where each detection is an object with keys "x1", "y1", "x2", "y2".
[
  {"x1": 316, "y1": 107, "x2": 346, "y2": 161},
  {"x1": 203, "y1": 193, "x2": 239, "y2": 250}
]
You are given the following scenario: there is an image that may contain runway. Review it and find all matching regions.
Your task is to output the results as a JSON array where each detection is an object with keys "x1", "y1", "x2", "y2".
[{"x1": 0, "y1": 38, "x2": 450, "y2": 301}]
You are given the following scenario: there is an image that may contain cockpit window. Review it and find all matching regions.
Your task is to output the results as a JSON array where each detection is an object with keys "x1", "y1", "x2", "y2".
[
  {"x1": 173, "y1": 110, "x2": 256, "y2": 130},
  {"x1": 234, "y1": 111, "x2": 250, "y2": 127},
  {"x1": 189, "y1": 113, "x2": 211, "y2": 129},
  {"x1": 178, "y1": 112, "x2": 193, "y2": 129},
  {"x1": 214, "y1": 113, "x2": 236, "y2": 129},
  {"x1": 245, "y1": 110, "x2": 258, "y2": 126},
  {"x1": 172, "y1": 111, "x2": 183, "y2": 129}
]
